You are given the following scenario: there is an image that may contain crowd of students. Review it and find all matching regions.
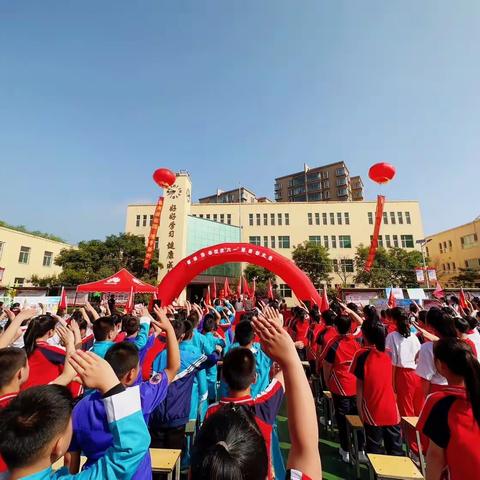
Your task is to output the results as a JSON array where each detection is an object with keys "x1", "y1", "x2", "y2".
[{"x1": 0, "y1": 291, "x2": 478, "y2": 480}]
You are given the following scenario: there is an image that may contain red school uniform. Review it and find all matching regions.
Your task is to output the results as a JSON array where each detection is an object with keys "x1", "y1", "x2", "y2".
[
  {"x1": 351, "y1": 347, "x2": 400, "y2": 426},
  {"x1": 291, "y1": 319, "x2": 310, "y2": 345},
  {"x1": 206, "y1": 379, "x2": 284, "y2": 480},
  {"x1": 306, "y1": 323, "x2": 324, "y2": 360},
  {"x1": 463, "y1": 337, "x2": 477, "y2": 357},
  {"x1": 21, "y1": 341, "x2": 66, "y2": 390},
  {"x1": 321, "y1": 335, "x2": 360, "y2": 397},
  {"x1": 0, "y1": 392, "x2": 18, "y2": 473},
  {"x1": 418, "y1": 386, "x2": 480, "y2": 480}
]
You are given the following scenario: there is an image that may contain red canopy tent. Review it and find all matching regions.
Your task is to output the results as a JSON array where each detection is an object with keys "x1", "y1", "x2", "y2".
[{"x1": 76, "y1": 268, "x2": 156, "y2": 294}]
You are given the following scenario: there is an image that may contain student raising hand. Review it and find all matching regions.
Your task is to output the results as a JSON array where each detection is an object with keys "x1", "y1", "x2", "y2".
[{"x1": 68, "y1": 350, "x2": 120, "y2": 395}]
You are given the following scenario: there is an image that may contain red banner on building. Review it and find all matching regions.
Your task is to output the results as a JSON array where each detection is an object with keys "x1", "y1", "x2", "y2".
[
  {"x1": 143, "y1": 196, "x2": 164, "y2": 270},
  {"x1": 364, "y1": 195, "x2": 385, "y2": 272}
]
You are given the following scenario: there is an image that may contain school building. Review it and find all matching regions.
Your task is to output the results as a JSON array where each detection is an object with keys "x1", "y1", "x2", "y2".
[
  {"x1": 125, "y1": 172, "x2": 425, "y2": 301},
  {"x1": 0, "y1": 225, "x2": 72, "y2": 287},
  {"x1": 426, "y1": 218, "x2": 480, "y2": 287}
]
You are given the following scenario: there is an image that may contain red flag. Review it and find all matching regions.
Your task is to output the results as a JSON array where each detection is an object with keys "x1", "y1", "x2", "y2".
[
  {"x1": 365, "y1": 195, "x2": 386, "y2": 272},
  {"x1": 58, "y1": 286, "x2": 68, "y2": 310},
  {"x1": 212, "y1": 277, "x2": 217, "y2": 299},
  {"x1": 387, "y1": 288, "x2": 397, "y2": 308},
  {"x1": 267, "y1": 279, "x2": 274, "y2": 300},
  {"x1": 320, "y1": 285, "x2": 330, "y2": 312},
  {"x1": 224, "y1": 278, "x2": 231, "y2": 297},
  {"x1": 459, "y1": 288, "x2": 468, "y2": 309},
  {"x1": 144, "y1": 196, "x2": 164, "y2": 269},
  {"x1": 432, "y1": 281, "x2": 445, "y2": 299},
  {"x1": 242, "y1": 276, "x2": 251, "y2": 297},
  {"x1": 125, "y1": 286, "x2": 134, "y2": 314},
  {"x1": 205, "y1": 285, "x2": 212, "y2": 305},
  {"x1": 251, "y1": 277, "x2": 256, "y2": 303}
]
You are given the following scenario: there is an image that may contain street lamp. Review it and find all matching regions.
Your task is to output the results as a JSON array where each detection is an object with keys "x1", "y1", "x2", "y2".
[{"x1": 416, "y1": 238, "x2": 432, "y2": 288}]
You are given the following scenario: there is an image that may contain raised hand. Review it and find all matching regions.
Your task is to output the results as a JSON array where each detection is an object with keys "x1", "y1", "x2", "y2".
[
  {"x1": 152, "y1": 306, "x2": 173, "y2": 330},
  {"x1": 67, "y1": 350, "x2": 119, "y2": 394},
  {"x1": 56, "y1": 324, "x2": 75, "y2": 353}
]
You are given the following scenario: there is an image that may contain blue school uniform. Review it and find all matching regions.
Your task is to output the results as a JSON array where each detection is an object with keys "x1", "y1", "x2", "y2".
[
  {"x1": 24, "y1": 387, "x2": 149, "y2": 480},
  {"x1": 203, "y1": 332, "x2": 225, "y2": 400},
  {"x1": 191, "y1": 329, "x2": 208, "y2": 354},
  {"x1": 90, "y1": 340, "x2": 115, "y2": 359},
  {"x1": 69, "y1": 375, "x2": 169, "y2": 480}
]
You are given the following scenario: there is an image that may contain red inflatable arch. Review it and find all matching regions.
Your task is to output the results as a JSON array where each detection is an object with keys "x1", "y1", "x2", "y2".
[{"x1": 157, "y1": 242, "x2": 322, "y2": 306}]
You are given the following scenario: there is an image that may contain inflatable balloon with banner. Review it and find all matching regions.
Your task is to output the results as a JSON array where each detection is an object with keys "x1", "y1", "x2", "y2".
[
  {"x1": 143, "y1": 168, "x2": 177, "y2": 270},
  {"x1": 364, "y1": 163, "x2": 396, "y2": 272}
]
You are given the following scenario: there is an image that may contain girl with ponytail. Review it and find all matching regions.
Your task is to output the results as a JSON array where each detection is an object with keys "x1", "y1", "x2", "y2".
[
  {"x1": 21, "y1": 315, "x2": 67, "y2": 390},
  {"x1": 418, "y1": 338, "x2": 480, "y2": 480},
  {"x1": 385, "y1": 308, "x2": 423, "y2": 416}
]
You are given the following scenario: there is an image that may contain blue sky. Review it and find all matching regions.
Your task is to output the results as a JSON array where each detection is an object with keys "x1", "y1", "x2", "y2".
[{"x1": 1, "y1": 1, "x2": 479, "y2": 243}]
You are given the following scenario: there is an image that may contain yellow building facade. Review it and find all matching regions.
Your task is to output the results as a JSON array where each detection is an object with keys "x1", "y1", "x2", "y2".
[
  {"x1": 125, "y1": 173, "x2": 424, "y2": 299},
  {"x1": 0, "y1": 226, "x2": 72, "y2": 287},
  {"x1": 426, "y1": 218, "x2": 480, "y2": 286}
]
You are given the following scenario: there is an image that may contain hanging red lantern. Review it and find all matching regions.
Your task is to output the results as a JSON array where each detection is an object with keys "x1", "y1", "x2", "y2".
[
  {"x1": 153, "y1": 168, "x2": 176, "y2": 188},
  {"x1": 368, "y1": 163, "x2": 396, "y2": 184}
]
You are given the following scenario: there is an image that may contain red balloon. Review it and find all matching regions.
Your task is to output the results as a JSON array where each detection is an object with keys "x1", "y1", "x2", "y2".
[
  {"x1": 153, "y1": 168, "x2": 176, "y2": 188},
  {"x1": 368, "y1": 163, "x2": 396, "y2": 184}
]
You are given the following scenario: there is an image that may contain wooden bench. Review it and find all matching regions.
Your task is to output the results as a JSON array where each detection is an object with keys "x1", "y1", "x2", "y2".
[
  {"x1": 367, "y1": 454, "x2": 423, "y2": 480},
  {"x1": 346, "y1": 415, "x2": 364, "y2": 479},
  {"x1": 401, "y1": 416, "x2": 426, "y2": 477},
  {"x1": 150, "y1": 448, "x2": 181, "y2": 480}
]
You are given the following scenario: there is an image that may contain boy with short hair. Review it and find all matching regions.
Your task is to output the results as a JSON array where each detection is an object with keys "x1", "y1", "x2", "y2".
[
  {"x1": 207, "y1": 346, "x2": 284, "y2": 480},
  {"x1": 0, "y1": 350, "x2": 150, "y2": 480},
  {"x1": 69, "y1": 310, "x2": 179, "y2": 480}
]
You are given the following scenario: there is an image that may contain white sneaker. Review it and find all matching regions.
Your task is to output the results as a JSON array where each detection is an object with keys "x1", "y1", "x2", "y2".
[
  {"x1": 358, "y1": 451, "x2": 369, "y2": 464},
  {"x1": 339, "y1": 448, "x2": 350, "y2": 463}
]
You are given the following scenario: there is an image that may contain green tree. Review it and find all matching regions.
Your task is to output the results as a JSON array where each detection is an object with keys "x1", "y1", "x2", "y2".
[
  {"x1": 29, "y1": 274, "x2": 60, "y2": 287},
  {"x1": 51, "y1": 233, "x2": 160, "y2": 285},
  {"x1": 243, "y1": 265, "x2": 276, "y2": 283},
  {"x1": 291, "y1": 241, "x2": 332, "y2": 288},
  {"x1": 451, "y1": 268, "x2": 480, "y2": 287},
  {"x1": 354, "y1": 245, "x2": 424, "y2": 287}
]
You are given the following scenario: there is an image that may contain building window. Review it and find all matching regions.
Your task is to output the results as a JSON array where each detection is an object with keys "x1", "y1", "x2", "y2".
[
  {"x1": 278, "y1": 284, "x2": 292, "y2": 298},
  {"x1": 285, "y1": 213, "x2": 290, "y2": 226},
  {"x1": 263, "y1": 213, "x2": 268, "y2": 225},
  {"x1": 18, "y1": 246, "x2": 30, "y2": 264},
  {"x1": 340, "y1": 259, "x2": 354, "y2": 273},
  {"x1": 405, "y1": 212, "x2": 411, "y2": 224},
  {"x1": 331, "y1": 236, "x2": 337, "y2": 248},
  {"x1": 0, "y1": 241, "x2": 4, "y2": 260},
  {"x1": 155, "y1": 237, "x2": 159, "y2": 250},
  {"x1": 324, "y1": 236, "x2": 329, "y2": 248},
  {"x1": 344, "y1": 212, "x2": 350, "y2": 225},
  {"x1": 339, "y1": 235, "x2": 352, "y2": 248},
  {"x1": 14, "y1": 277, "x2": 25, "y2": 287},
  {"x1": 337, "y1": 188, "x2": 348, "y2": 196},
  {"x1": 278, "y1": 213, "x2": 283, "y2": 226},
  {"x1": 336, "y1": 167, "x2": 346, "y2": 176},
  {"x1": 206, "y1": 214, "x2": 211, "y2": 220},
  {"x1": 256, "y1": 214, "x2": 261, "y2": 226},
  {"x1": 390, "y1": 212, "x2": 396, "y2": 224},
  {"x1": 461, "y1": 234, "x2": 478, "y2": 249},
  {"x1": 220, "y1": 214, "x2": 225, "y2": 223},
  {"x1": 263, "y1": 236, "x2": 269, "y2": 247},
  {"x1": 448, "y1": 240, "x2": 452, "y2": 251},
  {"x1": 332, "y1": 259, "x2": 339, "y2": 272},
  {"x1": 213, "y1": 214, "x2": 218, "y2": 222},
  {"x1": 330, "y1": 213, "x2": 335, "y2": 225},
  {"x1": 439, "y1": 242, "x2": 443, "y2": 254},
  {"x1": 278, "y1": 236, "x2": 290, "y2": 248},
  {"x1": 336, "y1": 177, "x2": 347, "y2": 186},
  {"x1": 271, "y1": 236, "x2": 276, "y2": 248},
  {"x1": 378, "y1": 235, "x2": 384, "y2": 247},
  {"x1": 271, "y1": 213, "x2": 275, "y2": 226},
  {"x1": 315, "y1": 213, "x2": 320, "y2": 225},
  {"x1": 398, "y1": 212, "x2": 403, "y2": 224},
  {"x1": 368, "y1": 212, "x2": 373, "y2": 225},
  {"x1": 401, "y1": 235, "x2": 414, "y2": 248},
  {"x1": 136, "y1": 215, "x2": 140, "y2": 227},
  {"x1": 309, "y1": 236, "x2": 322, "y2": 246},
  {"x1": 227, "y1": 214, "x2": 232, "y2": 225},
  {"x1": 43, "y1": 251, "x2": 53, "y2": 267},
  {"x1": 393, "y1": 235, "x2": 399, "y2": 247},
  {"x1": 249, "y1": 214, "x2": 254, "y2": 226},
  {"x1": 452, "y1": 262, "x2": 456, "y2": 270},
  {"x1": 249, "y1": 236, "x2": 261, "y2": 246},
  {"x1": 322, "y1": 171, "x2": 329, "y2": 179},
  {"x1": 425, "y1": 246, "x2": 429, "y2": 257},
  {"x1": 323, "y1": 190, "x2": 330, "y2": 199},
  {"x1": 337, "y1": 212, "x2": 342, "y2": 225},
  {"x1": 383, "y1": 212, "x2": 388, "y2": 224},
  {"x1": 385, "y1": 235, "x2": 391, "y2": 248},
  {"x1": 308, "y1": 213, "x2": 313, "y2": 225},
  {"x1": 149, "y1": 214, "x2": 154, "y2": 226},
  {"x1": 322, "y1": 213, "x2": 327, "y2": 225},
  {"x1": 142, "y1": 215, "x2": 147, "y2": 227}
]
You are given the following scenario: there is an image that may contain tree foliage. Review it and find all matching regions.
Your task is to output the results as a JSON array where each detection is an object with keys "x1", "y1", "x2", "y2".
[
  {"x1": 291, "y1": 241, "x2": 332, "y2": 288},
  {"x1": 354, "y1": 245, "x2": 424, "y2": 287},
  {"x1": 243, "y1": 265, "x2": 276, "y2": 283},
  {"x1": 451, "y1": 268, "x2": 480, "y2": 287},
  {"x1": 47, "y1": 233, "x2": 160, "y2": 286}
]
